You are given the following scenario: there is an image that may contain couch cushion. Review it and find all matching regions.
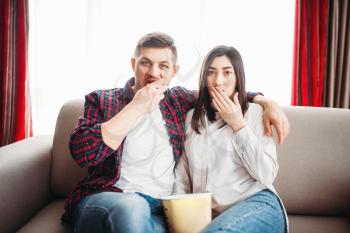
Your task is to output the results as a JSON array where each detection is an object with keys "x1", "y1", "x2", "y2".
[
  {"x1": 275, "y1": 106, "x2": 350, "y2": 216},
  {"x1": 17, "y1": 199, "x2": 73, "y2": 233},
  {"x1": 51, "y1": 99, "x2": 87, "y2": 197},
  {"x1": 288, "y1": 215, "x2": 350, "y2": 233}
]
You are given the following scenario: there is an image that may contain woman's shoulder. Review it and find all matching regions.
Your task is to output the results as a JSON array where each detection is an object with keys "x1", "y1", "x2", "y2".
[
  {"x1": 247, "y1": 103, "x2": 263, "y2": 113},
  {"x1": 245, "y1": 103, "x2": 264, "y2": 122}
]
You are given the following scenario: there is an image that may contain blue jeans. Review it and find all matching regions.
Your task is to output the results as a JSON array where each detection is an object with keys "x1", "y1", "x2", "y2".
[
  {"x1": 202, "y1": 189, "x2": 286, "y2": 233},
  {"x1": 73, "y1": 192, "x2": 168, "y2": 233}
]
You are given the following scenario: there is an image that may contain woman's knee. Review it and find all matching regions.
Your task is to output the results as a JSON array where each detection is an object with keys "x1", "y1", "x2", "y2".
[{"x1": 202, "y1": 191, "x2": 285, "y2": 233}]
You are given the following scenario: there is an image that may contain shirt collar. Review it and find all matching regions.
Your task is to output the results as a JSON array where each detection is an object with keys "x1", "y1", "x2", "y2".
[{"x1": 123, "y1": 77, "x2": 136, "y2": 100}]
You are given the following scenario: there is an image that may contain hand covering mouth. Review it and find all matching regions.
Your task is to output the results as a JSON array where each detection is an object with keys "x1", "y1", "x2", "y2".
[
  {"x1": 211, "y1": 87, "x2": 225, "y2": 92},
  {"x1": 146, "y1": 78, "x2": 160, "y2": 83}
]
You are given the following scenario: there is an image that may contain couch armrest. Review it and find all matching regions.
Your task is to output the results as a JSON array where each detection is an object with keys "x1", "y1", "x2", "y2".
[{"x1": 0, "y1": 135, "x2": 53, "y2": 233}]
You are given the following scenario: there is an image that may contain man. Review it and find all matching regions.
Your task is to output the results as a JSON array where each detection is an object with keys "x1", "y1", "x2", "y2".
[{"x1": 63, "y1": 32, "x2": 290, "y2": 233}]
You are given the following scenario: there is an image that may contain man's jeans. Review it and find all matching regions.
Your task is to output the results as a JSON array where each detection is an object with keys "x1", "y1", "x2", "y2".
[
  {"x1": 73, "y1": 192, "x2": 168, "y2": 233},
  {"x1": 202, "y1": 189, "x2": 286, "y2": 233}
]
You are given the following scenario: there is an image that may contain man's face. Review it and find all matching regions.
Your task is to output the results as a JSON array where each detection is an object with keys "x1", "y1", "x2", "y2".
[{"x1": 131, "y1": 48, "x2": 179, "y2": 91}]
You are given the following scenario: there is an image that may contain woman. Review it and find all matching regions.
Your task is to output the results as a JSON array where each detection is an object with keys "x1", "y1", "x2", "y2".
[{"x1": 174, "y1": 46, "x2": 288, "y2": 233}]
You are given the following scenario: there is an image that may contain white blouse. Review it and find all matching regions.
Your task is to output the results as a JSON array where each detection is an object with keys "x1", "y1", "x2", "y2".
[{"x1": 174, "y1": 103, "x2": 287, "y2": 225}]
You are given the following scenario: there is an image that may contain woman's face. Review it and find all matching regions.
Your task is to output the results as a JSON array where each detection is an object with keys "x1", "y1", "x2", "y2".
[{"x1": 206, "y1": 55, "x2": 237, "y2": 98}]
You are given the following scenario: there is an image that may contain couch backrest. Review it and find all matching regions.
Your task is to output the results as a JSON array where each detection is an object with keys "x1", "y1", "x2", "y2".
[
  {"x1": 274, "y1": 106, "x2": 350, "y2": 216},
  {"x1": 51, "y1": 99, "x2": 87, "y2": 197},
  {"x1": 51, "y1": 100, "x2": 350, "y2": 216}
]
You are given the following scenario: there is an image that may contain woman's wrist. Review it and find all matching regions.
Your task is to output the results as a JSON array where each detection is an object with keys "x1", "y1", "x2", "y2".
[{"x1": 229, "y1": 119, "x2": 246, "y2": 132}]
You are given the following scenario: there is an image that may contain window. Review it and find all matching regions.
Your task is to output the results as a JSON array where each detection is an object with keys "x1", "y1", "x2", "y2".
[{"x1": 29, "y1": 0, "x2": 295, "y2": 135}]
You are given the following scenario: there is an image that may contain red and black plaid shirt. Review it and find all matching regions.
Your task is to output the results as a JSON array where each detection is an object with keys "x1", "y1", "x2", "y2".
[{"x1": 62, "y1": 78, "x2": 259, "y2": 223}]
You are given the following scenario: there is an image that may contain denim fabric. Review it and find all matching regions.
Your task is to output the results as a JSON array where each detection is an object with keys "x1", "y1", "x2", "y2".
[
  {"x1": 202, "y1": 189, "x2": 286, "y2": 233},
  {"x1": 73, "y1": 192, "x2": 168, "y2": 233}
]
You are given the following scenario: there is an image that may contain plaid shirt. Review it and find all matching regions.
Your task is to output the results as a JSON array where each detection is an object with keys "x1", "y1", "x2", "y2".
[{"x1": 62, "y1": 77, "x2": 259, "y2": 223}]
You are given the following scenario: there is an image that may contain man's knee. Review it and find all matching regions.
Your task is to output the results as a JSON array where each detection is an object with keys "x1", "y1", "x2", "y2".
[
  {"x1": 75, "y1": 193, "x2": 153, "y2": 233},
  {"x1": 109, "y1": 194, "x2": 151, "y2": 219},
  {"x1": 87, "y1": 193, "x2": 151, "y2": 219},
  {"x1": 75, "y1": 205, "x2": 109, "y2": 233}
]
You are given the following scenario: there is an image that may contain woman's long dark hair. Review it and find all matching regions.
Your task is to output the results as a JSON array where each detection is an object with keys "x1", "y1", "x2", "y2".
[{"x1": 191, "y1": 45, "x2": 249, "y2": 134}]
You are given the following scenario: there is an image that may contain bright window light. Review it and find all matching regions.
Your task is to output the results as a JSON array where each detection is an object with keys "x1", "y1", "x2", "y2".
[{"x1": 29, "y1": 0, "x2": 295, "y2": 135}]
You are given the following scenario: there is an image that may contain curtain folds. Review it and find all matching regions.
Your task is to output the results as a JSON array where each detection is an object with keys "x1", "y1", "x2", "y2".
[
  {"x1": 292, "y1": 0, "x2": 350, "y2": 108},
  {"x1": 0, "y1": 0, "x2": 32, "y2": 146}
]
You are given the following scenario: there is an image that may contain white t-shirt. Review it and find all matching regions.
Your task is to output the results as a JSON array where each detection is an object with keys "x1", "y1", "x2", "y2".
[{"x1": 115, "y1": 107, "x2": 175, "y2": 198}]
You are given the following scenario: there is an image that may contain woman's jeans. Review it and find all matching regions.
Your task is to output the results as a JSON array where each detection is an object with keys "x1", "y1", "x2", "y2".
[
  {"x1": 202, "y1": 189, "x2": 286, "y2": 233},
  {"x1": 74, "y1": 189, "x2": 285, "y2": 233},
  {"x1": 73, "y1": 192, "x2": 168, "y2": 233}
]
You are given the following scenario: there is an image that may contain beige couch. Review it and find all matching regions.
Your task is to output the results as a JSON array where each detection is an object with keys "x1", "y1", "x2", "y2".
[{"x1": 1, "y1": 99, "x2": 350, "y2": 233}]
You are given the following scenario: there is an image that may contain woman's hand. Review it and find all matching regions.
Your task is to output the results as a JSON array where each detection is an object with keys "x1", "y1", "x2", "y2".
[{"x1": 211, "y1": 87, "x2": 246, "y2": 132}]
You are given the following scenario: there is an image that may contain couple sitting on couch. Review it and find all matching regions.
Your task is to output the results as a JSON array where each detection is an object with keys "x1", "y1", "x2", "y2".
[{"x1": 63, "y1": 32, "x2": 290, "y2": 233}]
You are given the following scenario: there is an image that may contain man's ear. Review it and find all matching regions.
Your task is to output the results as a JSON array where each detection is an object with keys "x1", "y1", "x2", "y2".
[
  {"x1": 173, "y1": 65, "x2": 180, "y2": 76},
  {"x1": 131, "y1": 58, "x2": 136, "y2": 71}
]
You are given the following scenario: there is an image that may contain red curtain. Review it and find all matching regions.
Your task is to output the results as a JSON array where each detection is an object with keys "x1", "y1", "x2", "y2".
[
  {"x1": 0, "y1": 0, "x2": 32, "y2": 146},
  {"x1": 292, "y1": 0, "x2": 350, "y2": 108},
  {"x1": 292, "y1": 0, "x2": 329, "y2": 106}
]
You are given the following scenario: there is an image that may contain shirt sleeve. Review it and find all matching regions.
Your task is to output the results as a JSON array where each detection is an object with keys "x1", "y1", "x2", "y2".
[
  {"x1": 246, "y1": 92, "x2": 263, "y2": 103},
  {"x1": 173, "y1": 87, "x2": 198, "y2": 112},
  {"x1": 69, "y1": 91, "x2": 116, "y2": 168},
  {"x1": 231, "y1": 104, "x2": 278, "y2": 186}
]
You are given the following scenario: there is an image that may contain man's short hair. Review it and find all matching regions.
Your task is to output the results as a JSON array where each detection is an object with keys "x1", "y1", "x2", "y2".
[{"x1": 134, "y1": 32, "x2": 177, "y2": 63}]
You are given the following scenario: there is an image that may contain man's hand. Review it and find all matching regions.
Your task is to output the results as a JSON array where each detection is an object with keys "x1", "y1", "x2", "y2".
[
  {"x1": 130, "y1": 79, "x2": 168, "y2": 114},
  {"x1": 211, "y1": 87, "x2": 246, "y2": 132},
  {"x1": 257, "y1": 97, "x2": 291, "y2": 145},
  {"x1": 101, "y1": 79, "x2": 168, "y2": 150}
]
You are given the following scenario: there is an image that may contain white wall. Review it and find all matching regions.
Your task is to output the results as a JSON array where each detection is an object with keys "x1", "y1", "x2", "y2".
[{"x1": 29, "y1": 0, "x2": 295, "y2": 135}]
